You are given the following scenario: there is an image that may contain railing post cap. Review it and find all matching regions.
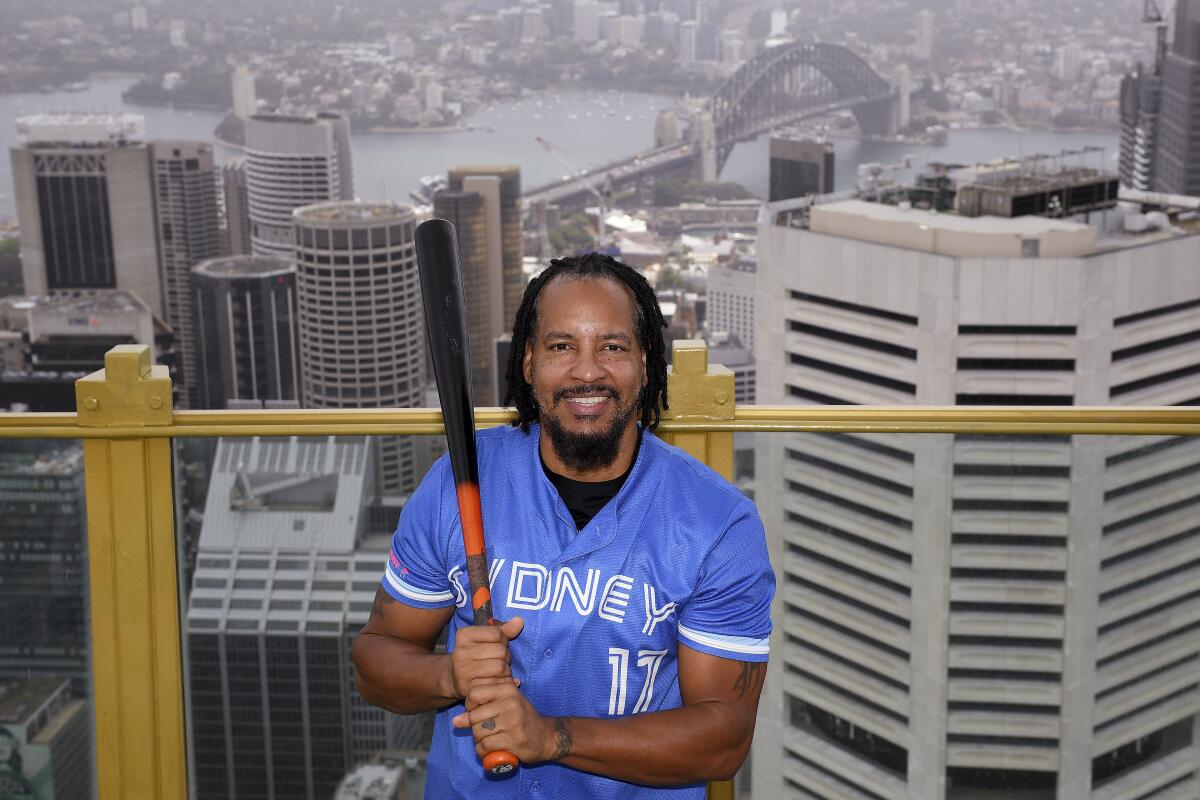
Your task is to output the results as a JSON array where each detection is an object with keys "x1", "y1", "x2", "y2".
[
  {"x1": 672, "y1": 339, "x2": 709, "y2": 375},
  {"x1": 76, "y1": 345, "x2": 172, "y2": 428}
]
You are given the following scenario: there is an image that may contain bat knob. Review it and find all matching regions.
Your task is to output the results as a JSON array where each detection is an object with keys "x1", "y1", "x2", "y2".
[{"x1": 484, "y1": 750, "x2": 520, "y2": 775}]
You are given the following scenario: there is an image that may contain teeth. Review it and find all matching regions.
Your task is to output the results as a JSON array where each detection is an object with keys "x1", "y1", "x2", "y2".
[{"x1": 569, "y1": 396, "x2": 605, "y2": 406}]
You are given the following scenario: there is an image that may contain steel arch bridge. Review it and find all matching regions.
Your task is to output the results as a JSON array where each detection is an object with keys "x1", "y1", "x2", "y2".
[{"x1": 710, "y1": 42, "x2": 896, "y2": 172}]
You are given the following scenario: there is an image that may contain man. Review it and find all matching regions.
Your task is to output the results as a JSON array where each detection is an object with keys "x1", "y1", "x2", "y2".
[{"x1": 353, "y1": 253, "x2": 774, "y2": 798}]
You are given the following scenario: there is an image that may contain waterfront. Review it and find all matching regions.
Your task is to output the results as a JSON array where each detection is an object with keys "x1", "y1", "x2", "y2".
[{"x1": 0, "y1": 77, "x2": 1118, "y2": 219}]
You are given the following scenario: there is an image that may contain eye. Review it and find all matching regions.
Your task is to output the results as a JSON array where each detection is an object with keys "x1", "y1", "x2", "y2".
[
  {"x1": 549, "y1": 342, "x2": 571, "y2": 352},
  {"x1": 602, "y1": 343, "x2": 628, "y2": 353}
]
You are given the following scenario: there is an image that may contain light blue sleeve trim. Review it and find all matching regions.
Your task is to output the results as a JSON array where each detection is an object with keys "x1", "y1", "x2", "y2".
[
  {"x1": 383, "y1": 566, "x2": 454, "y2": 605},
  {"x1": 678, "y1": 624, "x2": 770, "y2": 656}
]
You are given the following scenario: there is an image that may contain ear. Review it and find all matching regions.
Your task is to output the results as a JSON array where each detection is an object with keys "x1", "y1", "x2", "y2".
[
  {"x1": 523, "y1": 342, "x2": 533, "y2": 386},
  {"x1": 640, "y1": 349, "x2": 648, "y2": 385}
]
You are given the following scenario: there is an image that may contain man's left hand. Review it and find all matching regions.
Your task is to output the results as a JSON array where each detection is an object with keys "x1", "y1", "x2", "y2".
[{"x1": 451, "y1": 679, "x2": 561, "y2": 763}]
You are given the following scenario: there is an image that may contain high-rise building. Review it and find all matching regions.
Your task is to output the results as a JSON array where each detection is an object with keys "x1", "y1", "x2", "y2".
[
  {"x1": 433, "y1": 189, "x2": 498, "y2": 405},
  {"x1": 293, "y1": 202, "x2": 423, "y2": 495},
  {"x1": 915, "y1": 9, "x2": 935, "y2": 61},
  {"x1": 187, "y1": 435, "x2": 423, "y2": 800},
  {"x1": 706, "y1": 255, "x2": 756, "y2": 352},
  {"x1": 679, "y1": 20, "x2": 699, "y2": 64},
  {"x1": 573, "y1": 0, "x2": 601, "y2": 41},
  {"x1": 752, "y1": 191, "x2": 1200, "y2": 799},
  {"x1": 10, "y1": 114, "x2": 162, "y2": 316},
  {"x1": 222, "y1": 156, "x2": 252, "y2": 256},
  {"x1": 1154, "y1": 0, "x2": 1200, "y2": 196},
  {"x1": 446, "y1": 166, "x2": 523, "y2": 331},
  {"x1": 152, "y1": 140, "x2": 222, "y2": 409},
  {"x1": 894, "y1": 63, "x2": 913, "y2": 131},
  {"x1": 0, "y1": 679, "x2": 91, "y2": 800},
  {"x1": 1119, "y1": 63, "x2": 1163, "y2": 190},
  {"x1": 0, "y1": 443, "x2": 88, "y2": 698},
  {"x1": 769, "y1": 134, "x2": 835, "y2": 202},
  {"x1": 232, "y1": 66, "x2": 257, "y2": 120},
  {"x1": 192, "y1": 256, "x2": 300, "y2": 409},
  {"x1": 245, "y1": 113, "x2": 354, "y2": 257}
]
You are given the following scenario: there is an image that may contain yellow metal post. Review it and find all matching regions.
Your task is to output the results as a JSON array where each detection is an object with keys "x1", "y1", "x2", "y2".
[
  {"x1": 662, "y1": 340, "x2": 737, "y2": 800},
  {"x1": 76, "y1": 345, "x2": 187, "y2": 800}
]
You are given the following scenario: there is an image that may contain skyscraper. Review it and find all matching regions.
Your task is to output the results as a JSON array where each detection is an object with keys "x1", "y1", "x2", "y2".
[
  {"x1": 446, "y1": 166, "x2": 523, "y2": 331},
  {"x1": 222, "y1": 156, "x2": 252, "y2": 256},
  {"x1": 1119, "y1": 63, "x2": 1163, "y2": 190},
  {"x1": 152, "y1": 140, "x2": 222, "y2": 409},
  {"x1": 915, "y1": 10, "x2": 935, "y2": 61},
  {"x1": 231, "y1": 66, "x2": 257, "y2": 120},
  {"x1": 752, "y1": 191, "x2": 1200, "y2": 799},
  {"x1": 187, "y1": 435, "x2": 419, "y2": 800},
  {"x1": 293, "y1": 201, "x2": 423, "y2": 495},
  {"x1": 10, "y1": 114, "x2": 162, "y2": 316},
  {"x1": 192, "y1": 256, "x2": 300, "y2": 409},
  {"x1": 0, "y1": 679, "x2": 91, "y2": 800},
  {"x1": 433, "y1": 189, "x2": 498, "y2": 405},
  {"x1": 768, "y1": 134, "x2": 834, "y2": 202},
  {"x1": 0, "y1": 442, "x2": 88, "y2": 697},
  {"x1": 245, "y1": 113, "x2": 354, "y2": 257},
  {"x1": 1154, "y1": 0, "x2": 1200, "y2": 196}
]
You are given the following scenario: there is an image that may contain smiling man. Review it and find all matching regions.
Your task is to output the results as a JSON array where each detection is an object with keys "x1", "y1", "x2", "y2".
[{"x1": 352, "y1": 253, "x2": 775, "y2": 799}]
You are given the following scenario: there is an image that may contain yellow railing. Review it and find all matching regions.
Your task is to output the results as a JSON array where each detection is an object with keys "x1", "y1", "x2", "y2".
[{"x1": 2, "y1": 341, "x2": 1200, "y2": 799}]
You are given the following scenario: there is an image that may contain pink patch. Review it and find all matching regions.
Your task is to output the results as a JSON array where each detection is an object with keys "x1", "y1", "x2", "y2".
[{"x1": 401, "y1": 567, "x2": 409, "y2": 575}]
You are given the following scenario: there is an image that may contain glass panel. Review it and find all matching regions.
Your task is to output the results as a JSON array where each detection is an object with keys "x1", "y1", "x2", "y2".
[
  {"x1": 0, "y1": 438, "x2": 96, "y2": 799},
  {"x1": 176, "y1": 434, "x2": 447, "y2": 799}
]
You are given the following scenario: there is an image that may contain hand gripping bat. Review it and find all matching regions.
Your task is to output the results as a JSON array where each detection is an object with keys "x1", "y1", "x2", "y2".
[{"x1": 415, "y1": 218, "x2": 519, "y2": 776}]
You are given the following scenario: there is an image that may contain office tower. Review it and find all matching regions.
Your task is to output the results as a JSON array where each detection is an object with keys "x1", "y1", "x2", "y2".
[
  {"x1": 433, "y1": 189, "x2": 497, "y2": 405},
  {"x1": 0, "y1": 291, "x2": 161, "y2": 411},
  {"x1": 151, "y1": 141, "x2": 221, "y2": 409},
  {"x1": 707, "y1": 256, "x2": 756, "y2": 352},
  {"x1": 894, "y1": 63, "x2": 913, "y2": 131},
  {"x1": 0, "y1": 443, "x2": 88, "y2": 697},
  {"x1": 244, "y1": 113, "x2": 354, "y2": 257},
  {"x1": 768, "y1": 134, "x2": 834, "y2": 202},
  {"x1": 191, "y1": 256, "x2": 300, "y2": 409},
  {"x1": 10, "y1": 114, "x2": 162, "y2": 316},
  {"x1": 679, "y1": 20, "x2": 699, "y2": 64},
  {"x1": 222, "y1": 156, "x2": 252, "y2": 256},
  {"x1": 0, "y1": 679, "x2": 90, "y2": 800},
  {"x1": 573, "y1": 0, "x2": 601, "y2": 41},
  {"x1": 232, "y1": 66, "x2": 257, "y2": 119},
  {"x1": 493, "y1": 334, "x2": 513, "y2": 407},
  {"x1": 187, "y1": 435, "x2": 422, "y2": 800},
  {"x1": 752, "y1": 188, "x2": 1200, "y2": 799},
  {"x1": 1119, "y1": 64, "x2": 1163, "y2": 190},
  {"x1": 1154, "y1": 0, "x2": 1200, "y2": 196},
  {"x1": 915, "y1": 9, "x2": 935, "y2": 61},
  {"x1": 446, "y1": 166, "x2": 522, "y2": 331},
  {"x1": 293, "y1": 202, "x2": 423, "y2": 495}
]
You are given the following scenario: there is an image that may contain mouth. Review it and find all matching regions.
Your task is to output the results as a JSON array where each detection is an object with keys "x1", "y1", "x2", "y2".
[{"x1": 561, "y1": 395, "x2": 612, "y2": 416}]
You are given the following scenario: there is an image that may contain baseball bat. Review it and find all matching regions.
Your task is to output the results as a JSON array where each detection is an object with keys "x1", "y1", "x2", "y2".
[{"x1": 415, "y1": 218, "x2": 519, "y2": 777}]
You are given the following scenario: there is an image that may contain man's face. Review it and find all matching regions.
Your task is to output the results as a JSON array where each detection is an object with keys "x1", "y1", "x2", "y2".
[{"x1": 523, "y1": 276, "x2": 647, "y2": 473}]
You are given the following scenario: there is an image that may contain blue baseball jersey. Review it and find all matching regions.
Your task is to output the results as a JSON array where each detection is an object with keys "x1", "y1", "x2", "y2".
[{"x1": 381, "y1": 424, "x2": 775, "y2": 800}]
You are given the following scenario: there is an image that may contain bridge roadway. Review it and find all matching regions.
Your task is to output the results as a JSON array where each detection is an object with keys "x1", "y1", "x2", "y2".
[{"x1": 520, "y1": 95, "x2": 877, "y2": 212}]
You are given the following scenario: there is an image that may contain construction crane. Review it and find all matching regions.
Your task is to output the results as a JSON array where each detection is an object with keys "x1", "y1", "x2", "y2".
[{"x1": 535, "y1": 136, "x2": 616, "y2": 250}]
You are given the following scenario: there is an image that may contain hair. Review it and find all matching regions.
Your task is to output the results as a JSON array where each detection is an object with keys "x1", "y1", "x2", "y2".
[{"x1": 504, "y1": 253, "x2": 668, "y2": 432}]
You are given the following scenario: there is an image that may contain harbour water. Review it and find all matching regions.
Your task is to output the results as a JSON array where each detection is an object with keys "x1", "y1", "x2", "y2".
[{"x1": 0, "y1": 76, "x2": 1118, "y2": 219}]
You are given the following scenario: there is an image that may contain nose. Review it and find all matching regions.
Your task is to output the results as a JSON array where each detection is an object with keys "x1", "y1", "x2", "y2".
[{"x1": 569, "y1": 344, "x2": 606, "y2": 384}]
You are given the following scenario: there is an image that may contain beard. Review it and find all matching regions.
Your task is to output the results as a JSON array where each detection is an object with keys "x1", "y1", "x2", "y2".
[{"x1": 537, "y1": 382, "x2": 643, "y2": 474}]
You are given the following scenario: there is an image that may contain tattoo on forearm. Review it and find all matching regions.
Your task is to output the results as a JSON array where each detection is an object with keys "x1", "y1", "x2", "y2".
[
  {"x1": 731, "y1": 662, "x2": 766, "y2": 700},
  {"x1": 552, "y1": 717, "x2": 572, "y2": 761}
]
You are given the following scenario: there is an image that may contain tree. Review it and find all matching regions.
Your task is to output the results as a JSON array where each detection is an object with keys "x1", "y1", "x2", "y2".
[
  {"x1": 0, "y1": 238, "x2": 23, "y2": 298},
  {"x1": 980, "y1": 110, "x2": 1003, "y2": 126}
]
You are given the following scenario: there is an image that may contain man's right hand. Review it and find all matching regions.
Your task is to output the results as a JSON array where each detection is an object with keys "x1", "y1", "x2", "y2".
[{"x1": 448, "y1": 617, "x2": 525, "y2": 700}]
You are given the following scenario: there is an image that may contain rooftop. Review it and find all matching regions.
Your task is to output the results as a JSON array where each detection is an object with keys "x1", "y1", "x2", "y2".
[
  {"x1": 193, "y1": 256, "x2": 296, "y2": 279},
  {"x1": 0, "y1": 678, "x2": 67, "y2": 724},
  {"x1": 16, "y1": 112, "x2": 146, "y2": 144},
  {"x1": 0, "y1": 444, "x2": 83, "y2": 476},
  {"x1": 294, "y1": 200, "x2": 415, "y2": 225}
]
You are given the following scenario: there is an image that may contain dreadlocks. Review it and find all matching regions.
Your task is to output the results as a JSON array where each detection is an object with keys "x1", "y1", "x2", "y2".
[{"x1": 504, "y1": 252, "x2": 669, "y2": 432}]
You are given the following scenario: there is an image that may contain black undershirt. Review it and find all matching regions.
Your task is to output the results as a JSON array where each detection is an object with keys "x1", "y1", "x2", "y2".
[{"x1": 541, "y1": 431, "x2": 642, "y2": 530}]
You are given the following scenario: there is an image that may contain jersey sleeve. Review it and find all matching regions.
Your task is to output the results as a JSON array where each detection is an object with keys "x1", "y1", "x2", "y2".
[
  {"x1": 677, "y1": 499, "x2": 775, "y2": 662},
  {"x1": 382, "y1": 457, "x2": 456, "y2": 609}
]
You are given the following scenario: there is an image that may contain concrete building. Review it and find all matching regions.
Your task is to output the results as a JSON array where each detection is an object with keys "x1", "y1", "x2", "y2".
[
  {"x1": 769, "y1": 134, "x2": 835, "y2": 202},
  {"x1": 432, "y1": 189, "x2": 500, "y2": 406},
  {"x1": 751, "y1": 192, "x2": 1200, "y2": 799},
  {"x1": 1154, "y1": 0, "x2": 1200, "y2": 196},
  {"x1": 446, "y1": 166, "x2": 523, "y2": 331},
  {"x1": 222, "y1": 156, "x2": 252, "y2": 256},
  {"x1": 895, "y1": 63, "x2": 913, "y2": 131},
  {"x1": 1119, "y1": 63, "x2": 1163, "y2": 190},
  {"x1": 10, "y1": 113, "x2": 163, "y2": 316},
  {"x1": 244, "y1": 113, "x2": 354, "y2": 257},
  {"x1": 335, "y1": 752, "x2": 428, "y2": 800},
  {"x1": 187, "y1": 435, "x2": 425, "y2": 800},
  {"x1": 293, "y1": 202, "x2": 423, "y2": 496},
  {"x1": 232, "y1": 66, "x2": 257, "y2": 120},
  {"x1": 573, "y1": 0, "x2": 601, "y2": 41},
  {"x1": 0, "y1": 678, "x2": 90, "y2": 800},
  {"x1": 152, "y1": 140, "x2": 222, "y2": 409},
  {"x1": 915, "y1": 9, "x2": 935, "y2": 61},
  {"x1": 0, "y1": 443, "x2": 88, "y2": 699},
  {"x1": 706, "y1": 255, "x2": 756, "y2": 353},
  {"x1": 679, "y1": 20, "x2": 699, "y2": 64},
  {"x1": 191, "y1": 256, "x2": 300, "y2": 409}
]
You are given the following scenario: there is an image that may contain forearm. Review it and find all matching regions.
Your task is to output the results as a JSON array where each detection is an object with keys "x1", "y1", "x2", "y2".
[
  {"x1": 555, "y1": 701, "x2": 751, "y2": 785},
  {"x1": 352, "y1": 632, "x2": 457, "y2": 715}
]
